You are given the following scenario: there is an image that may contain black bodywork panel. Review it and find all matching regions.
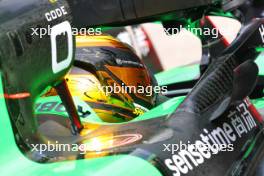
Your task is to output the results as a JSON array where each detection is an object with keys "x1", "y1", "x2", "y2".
[{"x1": 66, "y1": 0, "x2": 219, "y2": 27}]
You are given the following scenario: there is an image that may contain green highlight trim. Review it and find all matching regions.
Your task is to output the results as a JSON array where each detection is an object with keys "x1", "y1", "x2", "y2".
[
  {"x1": 133, "y1": 96, "x2": 185, "y2": 122},
  {"x1": 256, "y1": 47, "x2": 264, "y2": 52},
  {"x1": 242, "y1": 140, "x2": 256, "y2": 160},
  {"x1": 255, "y1": 53, "x2": 264, "y2": 76},
  {"x1": 208, "y1": 11, "x2": 235, "y2": 18},
  {"x1": 155, "y1": 64, "x2": 200, "y2": 86}
]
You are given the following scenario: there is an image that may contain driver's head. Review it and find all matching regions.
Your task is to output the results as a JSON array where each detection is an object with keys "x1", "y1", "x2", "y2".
[{"x1": 44, "y1": 35, "x2": 157, "y2": 123}]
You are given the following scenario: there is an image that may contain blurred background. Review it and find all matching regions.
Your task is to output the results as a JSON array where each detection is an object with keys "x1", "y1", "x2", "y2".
[{"x1": 106, "y1": 16, "x2": 241, "y2": 74}]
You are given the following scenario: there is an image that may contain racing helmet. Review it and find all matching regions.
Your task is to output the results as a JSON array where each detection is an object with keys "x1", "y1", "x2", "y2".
[{"x1": 44, "y1": 35, "x2": 157, "y2": 123}]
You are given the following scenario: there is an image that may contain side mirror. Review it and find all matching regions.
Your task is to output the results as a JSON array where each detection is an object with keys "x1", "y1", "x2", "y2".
[
  {"x1": 231, "y1": 60, "x2": 259, "y2": 104},
  {"x1": 210, "y1": 60, "x2": 258, "y2": 121}
]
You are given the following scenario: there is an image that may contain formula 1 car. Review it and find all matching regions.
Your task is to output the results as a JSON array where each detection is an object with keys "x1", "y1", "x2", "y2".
[{"x1": 0, "y1": 0, "x2": 264, "y2": 176}]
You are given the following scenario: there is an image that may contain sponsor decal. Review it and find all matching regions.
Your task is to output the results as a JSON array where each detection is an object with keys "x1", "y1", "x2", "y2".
[
  {"x1": 45, "y1": 6, "x2": 68, "y2": 22},
  {"x1": 164, "y1": 102, "x2": 257, "y2": 176},
  {"x1": 115, "y1": 58, "x2": 144, "y2": 67},
  {"x1": 35, "y1": 101, "x2": 91, "y2": 118}
]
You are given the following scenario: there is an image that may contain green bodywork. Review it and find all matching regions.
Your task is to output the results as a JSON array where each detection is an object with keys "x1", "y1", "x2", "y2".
[
  {"x1": 156, "y1": 53, "x2": 264, "y2": 87},
  {"x1": 0, "y1": 75, "x2": 162, "y2": 176},
  {"x1": 155, "y1": 64, "x2": 200, "y2": 86},
  {"x1": 35, "y1": 96, "x2": 185, "y2": 124},
  {"x1": 256, "y1": 53, "x2": 264, "y2": 76},
  {"x1": 0, "y1": 53, "x2": 264, "y2": 176}
]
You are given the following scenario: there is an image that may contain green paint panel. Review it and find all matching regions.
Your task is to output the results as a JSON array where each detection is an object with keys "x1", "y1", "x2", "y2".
[
  {"x1": 0, "y1": 75, "x2": 162, "y2": 176},
  {"x1": 251, "y1": 98, "x2": 264, "y2": 109},
  {"x1": 35, "y1": 96, "x2": 104, "y2": 123},
  {"x1": 155, "y1": 64, "x2": 200, "y2": 86},
  {"x1": 133, "y1": 96, "x2": 185, "y2": 121},
  {"x1": 255, "y1": 53, "x2": 264, "y2": 76},
  {"x1": 2, "y1": 52, "x2": 264, "y2": 175},
  {"x1": 35, "y1": 95, "x2": 184, "y2": 124}
]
